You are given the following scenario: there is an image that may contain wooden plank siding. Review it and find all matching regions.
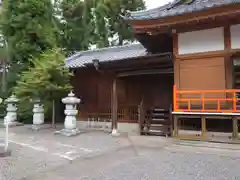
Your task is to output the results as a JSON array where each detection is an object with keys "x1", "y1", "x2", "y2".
[{"x1": 72, "y1": 68, "x2": 173, "y2": 123}]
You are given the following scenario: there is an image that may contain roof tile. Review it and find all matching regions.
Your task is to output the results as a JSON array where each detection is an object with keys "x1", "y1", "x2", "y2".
[
  {"x1": 123, "y1": 0, "x2": 240, "y2": 21},
  {"x1": 66, "y1": 43, "x2": 147, "y2": 68}
]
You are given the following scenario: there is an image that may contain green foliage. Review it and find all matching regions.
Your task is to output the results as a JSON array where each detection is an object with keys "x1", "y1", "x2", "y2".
[
  {"x1": 57, "y1": 0, "x2": 93, "y2": 56},
  {"x1": 1, "y1": 0, "x2": 58, "y2": 88},
  {"x1": 14, "y1": 48, "x2": 73, "y2": 121},
  {"x1": 102, "y1": 0, "x2": 145, "y2": 46},
  {"x1": 58, "y1": 0, "x2": 145, "y2": 55},
  {"x1": 0, "y1": 0, "x2": 145, "y2": 120}
]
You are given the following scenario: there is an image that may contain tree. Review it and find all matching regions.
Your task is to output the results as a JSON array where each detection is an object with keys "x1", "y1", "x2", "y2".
[
  {"x1": 57, "y1": 0, "x2": 94, "y2": 56},
  {"x1": 0, "y1": 35, "x2": 8, "y2": 94},
  {"x1": 14, "y1": 48, "x2": 72, "y2": 122},
  {"x1": 58, "y1": 0, "x2": 145, "y2": 55},
  {"x1": 102, "y1": 0, "x2": 145, "y2": 46},
  {"x1": 1, "y1": 0, "x2": 58, "y2": 89}
]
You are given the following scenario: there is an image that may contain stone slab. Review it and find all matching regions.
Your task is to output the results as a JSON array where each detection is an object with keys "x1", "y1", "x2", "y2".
[
  {"x1": 30, "y1": 124, "x2": 52, "y2": 131},
  {"x1": 54, "y1": 128, "x2": 81, "y2": 137},
  {"x1": 6, "y1": 121, "x2": 23, "y2": 127}
]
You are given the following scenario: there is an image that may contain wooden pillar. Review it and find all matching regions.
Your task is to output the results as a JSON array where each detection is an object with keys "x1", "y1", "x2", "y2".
[
  {"x1": 111, "y1": 78, "x2": 118, "y2": 131},
  {"x1": 201, "y1": 116, "x2": 206, "y2": 137},
  {"x1": 232, "y1": 116, "x2": 238, "y2": 140},
  {"x1": 173, "y1": 115, "x2": 179, "y2": 137}
]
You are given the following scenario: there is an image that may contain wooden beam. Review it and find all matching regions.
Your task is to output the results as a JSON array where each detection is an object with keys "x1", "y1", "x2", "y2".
[
  {"x1": 224, "y1": 26, "x2": 233, "y2": 90},
  {"x1": 117, "y1": 68, "x2": 173, "y2": 77},
  {"x1": 232, "y1": 116, "x2": 238, "y2": 140},
  {"x1": 111, "y1": 78, "x2": 118, "y2": 130},
  {"x1": 201, "y1": 116, "x2": 206, "y2": 137},
  {"x1": 173, "y1": 33, "x2": 180, "y2": 89},
  {"x1": 176, "y1": 50, "x2": 229, "y2": 60},
  {"x1": 172, "y1": 111, "x2": 240, "y2": 116},
  {"x1": 173, "y1": 115, "x2": 179, "y2": 137}
]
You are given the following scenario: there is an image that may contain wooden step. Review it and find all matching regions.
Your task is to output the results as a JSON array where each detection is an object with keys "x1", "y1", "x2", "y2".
[
  {"x1": 153, "y1": 108, "x2": 166, "y2": 111},
  {"x1": 152, "y1": 113, "x2": 165, "y2": 116},
  {"x1": 149, "y1": 129, "x2": 165, "y2": 133},
  {"x1": 152, "y1": 118, "x2": 167, "y2": 121},
  {"x1": 149, "y1": 124, "x2": 170, "y2": 131},
  {"x1": 150, "y1": 124, "x2": 164, "y2": 127},
  {"x1": 147, "y1": 129, "x2": 170, "y2": 136},
  {"x1": 152, "y1": 113, "x2": 169, "y2": 117}
]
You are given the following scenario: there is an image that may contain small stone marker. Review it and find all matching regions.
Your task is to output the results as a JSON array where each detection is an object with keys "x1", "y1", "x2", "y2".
[{"x1": 55, "y1": 91, "x2": 81, "y2": 137}]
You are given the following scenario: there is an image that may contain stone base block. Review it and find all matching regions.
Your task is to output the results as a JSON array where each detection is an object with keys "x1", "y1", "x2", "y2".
[
  {"x1": 5, "y1": 121, "x2": 23, "y2": 127},
  {"x1": 0, "y1": 147, "x2": 11, "y2": 157},
  {"x1": 54, "y1": 128, "x2": 81, "y2": 137},
  {"x1": 31, "y1": 124, "x2": 52, "y2": 131},
  {"x1": 110, "y1": 129, "x2": 120, "y2": 137}
]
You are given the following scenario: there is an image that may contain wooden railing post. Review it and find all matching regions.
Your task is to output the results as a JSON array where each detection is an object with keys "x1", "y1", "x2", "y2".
[
  {"x1": 173, "y1": 85, "x2": 177, "y2": 112},
  {"x1": 233, "y1": 92, "x2": 237, "y2": 112},
  {"x1": 217, "y1": 100, "x2": 220, "y2": 112},
  {"x1": 202, "y1": 92, "x2": 205, "y2": 112}
]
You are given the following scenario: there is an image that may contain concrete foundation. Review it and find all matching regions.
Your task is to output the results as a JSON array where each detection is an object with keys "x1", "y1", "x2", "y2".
[{"x1": 76, "y1": 121, "x2": 139, "y2": 135}]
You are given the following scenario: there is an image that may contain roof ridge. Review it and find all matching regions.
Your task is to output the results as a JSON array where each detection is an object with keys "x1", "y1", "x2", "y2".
[
  {"x1": 127, "y1": 3, "x2": 172, "y2": 16},
  {"x1": 123, "y1": 0, "x2": 239, "y2": 21},
  {"x1": 83, "y1": 43, "x2": 144, "y2": 53}
]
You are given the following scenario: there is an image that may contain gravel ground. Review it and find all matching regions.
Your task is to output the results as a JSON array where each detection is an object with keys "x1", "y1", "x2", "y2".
[
  {"x1": 0, "y1": 143, "x2": 68, "y2": 180},
  {"x1": 82, "y1": 147, "x2": 240, "y2": 180},
  {"x1": 1, "y1": 126, "x2": 240, "y2": 180}
]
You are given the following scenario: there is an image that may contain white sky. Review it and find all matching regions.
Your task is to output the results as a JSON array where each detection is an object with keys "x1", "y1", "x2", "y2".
[{"x1": 145, "y1": 0, "x2": 174, "y2": 9}]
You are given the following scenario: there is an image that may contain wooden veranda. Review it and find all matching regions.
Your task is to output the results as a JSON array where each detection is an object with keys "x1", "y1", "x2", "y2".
[{"x1": 172, "y1": 85, "x2": 240, "y2": 141}]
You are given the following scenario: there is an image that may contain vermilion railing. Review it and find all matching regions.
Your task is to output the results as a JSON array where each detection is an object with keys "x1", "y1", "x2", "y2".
[{"x1": 173, "y1": 85, "x2": 240, "y2": 113}]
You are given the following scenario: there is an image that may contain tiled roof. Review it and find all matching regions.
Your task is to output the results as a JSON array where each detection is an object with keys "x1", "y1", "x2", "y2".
[
  {"x1": 66, "y1": 43, "x2": 147, "y2": 68},
  {"x1": 123, "y1": 0, "x2": 240, "y2": 21}
]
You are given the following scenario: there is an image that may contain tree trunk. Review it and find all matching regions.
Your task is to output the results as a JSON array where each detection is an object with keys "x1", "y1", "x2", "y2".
[{"x1": 2, "y1": 62, "x2": 6, "y2": 93}]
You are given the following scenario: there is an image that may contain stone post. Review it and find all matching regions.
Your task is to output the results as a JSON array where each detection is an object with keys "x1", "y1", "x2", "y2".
[
  {"x1": 0, "y1": 98, "x2": 11, "y2": 157},
  {"x1": 4, "y1": 95, "x2": 22, "y2": 127},
  {"x1": 55, "y1": 91, "x2": 81, "y2": 136}
]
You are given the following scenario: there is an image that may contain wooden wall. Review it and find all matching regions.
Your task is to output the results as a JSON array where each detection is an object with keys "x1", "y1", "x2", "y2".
[
  {"x1": 73, "y1": 68, "x2": 114, "y2": 120},
  {"x1": 122, "y1": 75, "x2": 173, "y2": 108},
  {"x1": 173, "y1": 25, "x2": 234, "y2": 91},
  {"x1": 73, "y1": 68, "x2": 174, "y2": 122}
]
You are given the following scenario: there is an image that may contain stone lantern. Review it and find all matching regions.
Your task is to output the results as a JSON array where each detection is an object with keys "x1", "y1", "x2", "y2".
[
  {"x1": 31, "y1": 99, "x2": 50, "y2": 131},
  {"x1": 4, "y1": 94, "x2": 22, "y2": 127},
  {"x1": 55, "y1": 91, "x2": 81, "y2": 136}
]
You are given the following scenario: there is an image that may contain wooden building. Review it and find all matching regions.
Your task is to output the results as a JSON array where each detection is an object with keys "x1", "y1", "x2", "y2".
[
  {"x1": 67, "y1": 0, "x2": 240, "y2": 140},
  {"x1": 123, "y1": 0, "x2": 240, "y2": 141},
  {"x1": 67, "y1": 43, "x2": 173, "y2": 135}
]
